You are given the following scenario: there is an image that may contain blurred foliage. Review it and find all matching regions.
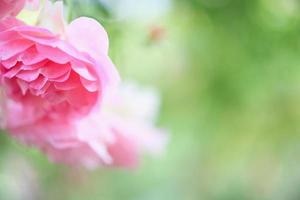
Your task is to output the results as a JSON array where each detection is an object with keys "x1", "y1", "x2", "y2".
[{"x1": 3, "y1": 0, "x2": 300, "y2": 200}]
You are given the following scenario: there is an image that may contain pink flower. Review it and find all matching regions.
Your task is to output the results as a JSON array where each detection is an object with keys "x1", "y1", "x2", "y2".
[
  {"x1": 0, "y1": 0, "x2": 167, "y2": 169},
  {"x1": 0, "y1": 0, "x2": 39, "y2": 19},
  {"x1": 5, "y1": 83, "x2": 168, "y2": 169},
  {"x1": 0, "y1": 16, "x2": 119, "y2": 128}
]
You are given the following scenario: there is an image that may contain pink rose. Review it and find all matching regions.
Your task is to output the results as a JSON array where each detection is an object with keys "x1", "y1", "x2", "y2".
[
  {"x1": 0, "y1": 16, "x2": 119, "y2": 128},
  {"x1": 0, "y1": 0, "x2": 39, "y2": 19},
  {"x1": 0, "y1": 0, "x2": 167, "y2": 169},
  {"x1": 5, "y1": 83, "x2": 168, "y2": 169}
]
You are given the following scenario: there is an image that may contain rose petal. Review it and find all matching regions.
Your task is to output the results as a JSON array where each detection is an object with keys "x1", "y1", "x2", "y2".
[
  {"x1": 80, "y1": 77, "x2": 99, "y2": 92},
  {"x1": 4, "y1": 65, "x2": 22, "y2": 78},
  {"x1": 54, "y1": 72, "x2": 80, "y2": 90},
  {"x1": 40, "y1": 62, "x2": 70, "y2": 79},
  {"x1": 0, "y1": 39, "x2": 33, "y2": 60},
  {"x1": 66, "y1": 17, "x2": 109, "y2": 57},
  {"x1": 16, "y1": 69, "x2": 40, "y2": 82},
  {"x1": 16, "y1": 79, "x2": 28, "y2": 95},
  {"x1": 49, "y1": 71, "x2": 70, "y2": 82},
  {"x1": 36, "y1": 44, "x2": 70, "y2": 64},
  {"x1": 2, "y1": 55, "x2": 19, "y2": 69},
  {"x1": 21, "y1": 47, "x2": 47, "y2": 65},
  {"x1": 29, "y1": 75, "x2": 48, "y2": 90},
  {"x1": 71, "y1": 61, "x2": 97, "y2": 81}
]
